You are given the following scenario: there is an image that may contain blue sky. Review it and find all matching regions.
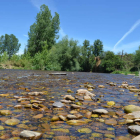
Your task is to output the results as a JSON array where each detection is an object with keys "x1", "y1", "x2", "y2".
[{"x1": 0, "y1": 0, "x2": 140, "y2": 54}]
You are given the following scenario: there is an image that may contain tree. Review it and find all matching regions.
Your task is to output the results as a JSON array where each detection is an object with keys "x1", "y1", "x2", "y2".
[
  {"x1": 80, "y1": 40, "x2": 95, "y2": 71},
  {"x1": 0, "y1": 34, "x2": 21, "y2": 59},
  {"x1": 48, "y1": 36, "x2": 80, "y2": 71},
  {"x1": 134, "y1": 46, "x2": 140, "y2": 71},
  {"x1": 27, "y1": 4, "x2": 60, "y2": 56},
  {"x1": 93, "y1": 39, "x2": 103, "y2": 57},
  {"x1": 101, "y1": 51, "x2": 124, "y2": 72}
]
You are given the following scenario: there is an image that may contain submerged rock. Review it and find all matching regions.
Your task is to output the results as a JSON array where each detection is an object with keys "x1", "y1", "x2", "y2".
[
  {"x1": 0, "y1": 110, "x2": 12, "y2": 115},
  {"x1": 64, "y1": 95, "x2": 75, "y2": 101},
  {"x1": 105, "y1": 118, "x2": 117, "y2": 125},
  {"x1": 5, "y1": 119, "x2": 20, "y2": 126},
  {"x1": 61, "y1": 100, "x2": 71, "y2": 103},
  {"x1": 53, "y1": 102, "x2": 64, "y2": 108},
  {"x1": 67, "y1": 120, "x2": 87, "y2": 125},
  {"x1": 124, "y1": 105, "x2": 140, "y2": 113},
  {"x1": 127, "y1": 111, "x2": 140, "y2": 119},
  {"x1": 92, "y1": 109, "x2": 108, "y2": 114},
  {"x1": 71, "y1": 104, "x2": 81, "y2": 109},
  {"x1": 107, "y1": 101, "x2": 115, "y2": 106},
  {"x1": 20, "y1": 130, "x2": 42, "y2": 139},
  {"x1": 76, "y1": 89, "x2": 96, "y2": 97},
  {"x1": 78, "y1": 128, "x2": 92, "y2": 133}
]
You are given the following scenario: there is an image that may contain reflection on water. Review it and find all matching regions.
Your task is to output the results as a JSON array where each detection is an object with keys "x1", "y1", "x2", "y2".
[{"x1": 0, "y1": 69, "x2": 139, "y2": 139}]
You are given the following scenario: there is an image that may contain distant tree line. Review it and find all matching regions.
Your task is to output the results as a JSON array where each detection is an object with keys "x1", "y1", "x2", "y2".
[{"x1": 0, "y1": 4, "x2": 140, "y2": 74}]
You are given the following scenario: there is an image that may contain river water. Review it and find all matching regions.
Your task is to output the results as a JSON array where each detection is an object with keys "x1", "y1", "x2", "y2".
[{"x1": 0, "y1": 69, "x2": 140, "y2": 139}]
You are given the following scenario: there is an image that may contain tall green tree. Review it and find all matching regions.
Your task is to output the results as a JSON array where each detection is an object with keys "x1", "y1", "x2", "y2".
[
  {"x1": 27, "y1": 4, "x2": 60, "y2": 56},
  {"x1": 93, "y1": 39, "x2": 103, "y2": 57},
  {"x1": 80, "y1": 40, "x2": 95, "y2": 71},
  {"x1": 134, "y1": 46, "x2": 140, "y2": 71},
  {"x1": 0, "y1": 34, "x2": 21, "y2": 59}
]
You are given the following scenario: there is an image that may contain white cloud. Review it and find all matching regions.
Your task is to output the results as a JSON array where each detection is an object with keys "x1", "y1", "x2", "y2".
[
  {"x1": 30, "y1": 0, "x2": 57, "y2": 14},
  {"x1": 23, "y1": 34, "x2": 28, "y2": 37},
  {"x1": 113, "y1": 19, "x2": 140, "y2": 51},
  {"x1": 59, "y1": 28, "x2": 66, "y2": 37},
  {"x1": 112, "y1": 41, "x2": 140, "y2": 53}
]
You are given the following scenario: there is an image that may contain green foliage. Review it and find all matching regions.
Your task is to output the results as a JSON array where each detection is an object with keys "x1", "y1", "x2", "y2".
[
  {"x1": 101, "y1": 51, "x2": 124, "y2": 72},
  {"x1": 134, "y1": 46, "x2": 140, "y2": 71},
  {"x1": 122, "y1": 53, "x2": 135, "y2": 70},
  {"x1": 112, "y1": 70, "x2": 122, "y2": 74},
  {"x1": 93, "y1": 39, "x2": 103, "y2": 57},
  {"x1": 48, "y1": 36, "x2": 81, "y2": 71},
  {"x1": 0, "y1": 52, "x2": 9, "y2": 62},
  {"x1": 27, "y1": 4, "x2": 60, "y2": 56},
  {"x1": 31, "y1": 46, "x2": 49, "y2": 70},
  {"x1": 0, "y1": 34, "x2": 21, "y2": 59},
  {"x1": 80, "y1": 40, "x2": 95, "y2": 71}
]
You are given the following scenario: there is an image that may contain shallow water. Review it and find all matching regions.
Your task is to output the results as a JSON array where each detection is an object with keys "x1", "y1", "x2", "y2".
[{"x1": 0, "y1": 69, "x2": 140, "y2": 139}]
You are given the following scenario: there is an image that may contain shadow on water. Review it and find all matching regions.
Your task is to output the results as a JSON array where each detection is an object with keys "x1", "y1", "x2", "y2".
[{"x1": 0, "y1": 69, "x2": 139, "y2": 139}]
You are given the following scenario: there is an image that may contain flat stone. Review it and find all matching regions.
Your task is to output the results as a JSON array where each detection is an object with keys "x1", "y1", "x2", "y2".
[
  {"x1": 20, "y1": 130, "x2": 42, "y2": 139},
  {"x1": 5, "y1": 119, "x2": 20, "y2": 126},
  {"x1": 85, "y1": 111, "x2": 92, "y2": 119},
  {"x1": 84, "y1": 95, "x2": 92, "y2": 100},
  {"x1": 14, "y1": 105, "x2": 22, "y2": 109},
  {"x1": 61, "y1": 100, "x2": 71, "y2": 103},
  {"x1": 17, "y1": 98, "x2": 30, "y2": 102},
  {"x1": 33, "y1": 114, "x2": 43, "y2": 119},
  {"x1": 0, "y1": 110, "x2": 12, "y2": 115},
  {"x1": 128, "y1": 111, "x2": 140, "y2": 119},
  {"x1": 66, "y1": 120, "x2": 87, "y2": 125},
  {"x1": 105, "y1": 119, "x2": 117, "y2": 125},
  {"x1": 28, "y1": 92, "x2": 43, "y2": 96},
  {"x1": 93, "y1": 109, "x2": 108, "y2": 114},
  {"x1": 64, "y1": 95, "x2": 75, "y2": 101},
  {"x1": 54, "y1": 136, "x2": 70, "y2": 140},
  {"x1": 71, "y1": 104, "x2": 81, "y2": 109},
  {"x1": 132, "y1": 135, "x2": 140, "y2": 140},
  {"x1": 124, "y1": 105, "x2": 140, "y2": 113},
  {"x1": 76, "y1": 89, "x2": 96, "y2": 97},
  {"x1": 59, "y1": 115, "x2": 66, "y2": 121},
  {"x1": 67, "y1": 114, "x2": 77, "y2": 119},
  {"x1": 78, "y1": 128, "x2": 92, "y2": 133},
  {"x1": 128, "y1": 125, "x2": 140, "y2": 134},
  {"x1": 53, "y1": 102, "x2": 64, "y2": 108},
  {"x1": 98, "y1": 85, "x2": 105, "y2": 88}
]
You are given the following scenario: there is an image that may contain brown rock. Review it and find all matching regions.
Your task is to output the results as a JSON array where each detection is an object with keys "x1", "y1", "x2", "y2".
[
  {"x1": 85, "y1": 111, "x2": 92, "y2": 119},
  {"x1": 105, "y1": 119, "x2": 117, "y2": 125},
  {"x1": 54, "y1": 136, "x2": 70, "y2": 140}
]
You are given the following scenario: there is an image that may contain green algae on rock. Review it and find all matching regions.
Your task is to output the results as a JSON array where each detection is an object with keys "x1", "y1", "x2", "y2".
[
  {"x1": 124, "y1": 105, "x2": 140, "y2": 113},
  {"x1": 78, "y1": 128, "x2": 92, "y2": 133},
  {"x1": 5, "y1": 119, "x2": 20, "y2": 126},
  {"x1": 67, "y1": 120, "x2": 87, "y2": 125}
]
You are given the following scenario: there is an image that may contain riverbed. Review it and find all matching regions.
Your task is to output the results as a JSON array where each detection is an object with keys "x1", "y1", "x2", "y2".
[{"x1": 0, "y1": 69, "x2": 140, "y2": 140}]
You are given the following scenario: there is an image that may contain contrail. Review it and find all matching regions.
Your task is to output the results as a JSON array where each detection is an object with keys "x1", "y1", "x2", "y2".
[{"x1": 113, "y1": 19, "x2": 140, "y2": 51}]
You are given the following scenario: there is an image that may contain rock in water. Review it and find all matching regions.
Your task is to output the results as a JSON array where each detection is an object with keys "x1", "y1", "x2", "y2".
[
  {"x1": 128, "y1": 125, "x2": 140, "y2": 134},
  {"x1": 5, "y1": 119, "x2": 20, "y2": 126},
  {"x1": 53, "y1": 102, "x2": 64, "y2": 108},
  {"x1": 20, "y1": 130, "x2": 42, "y2": 139},
  {"x1": 132, "y1": 135, "x2": 140, "y2": 140},
  {"x1": 92, "y1": 109, "x2": 108, "y2": 114},
  {"x1": 124, "y1": 105, "x2": 140, "y2": 113}
]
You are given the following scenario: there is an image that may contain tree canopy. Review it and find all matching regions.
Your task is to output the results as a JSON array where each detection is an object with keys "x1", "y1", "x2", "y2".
[
  {"x1": 0, "y1": 34, "x2": 21, "y2": 59},
  {"x1": 27, "y1": 4, "x2": 60, "y2": 56}
]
